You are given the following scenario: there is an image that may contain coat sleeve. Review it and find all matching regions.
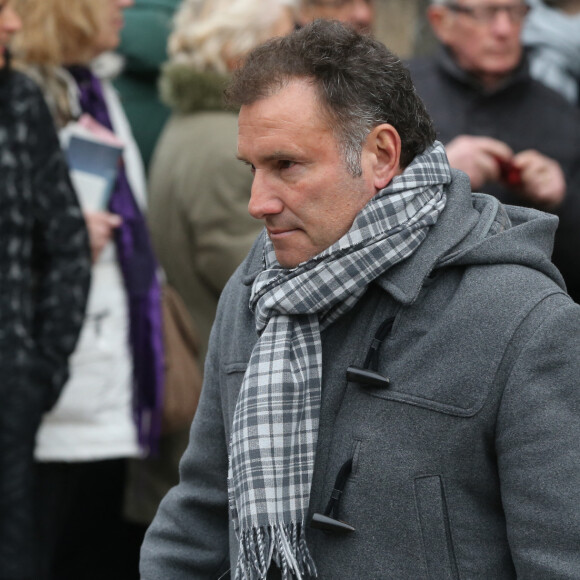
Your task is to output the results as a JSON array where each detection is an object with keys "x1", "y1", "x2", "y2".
[
  {"x1": 29, "y1": 87, "x2": 91, "y2": 410},
  {"x1": 140, "y1": 286, "x2": 232, "y2": 579},
  {"x1": 496, "y1": 292, "x2": 580, "y2": 577}
]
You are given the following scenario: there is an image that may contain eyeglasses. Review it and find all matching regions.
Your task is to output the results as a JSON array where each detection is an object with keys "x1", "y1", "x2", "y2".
[{"x1": 445, "y1": 2, "x2": 530, "y2": 24}]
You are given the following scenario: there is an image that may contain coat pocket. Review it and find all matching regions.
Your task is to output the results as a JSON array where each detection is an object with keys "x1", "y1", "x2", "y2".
[
  {"x1": 414, "y1": 475, "x2": 459, "y2": 580},
  {"x1": 222, "y1": 362, "x2": 249, "y2": 439}
]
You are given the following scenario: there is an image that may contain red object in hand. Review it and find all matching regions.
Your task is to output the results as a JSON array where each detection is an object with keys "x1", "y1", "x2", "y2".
[{"x1": 493, "y1": 155, "x2": 522, "y2": 188}]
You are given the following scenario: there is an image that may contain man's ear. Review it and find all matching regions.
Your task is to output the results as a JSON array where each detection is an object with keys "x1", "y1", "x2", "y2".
[
  {"x1": 427, "y1": 5, "x2": 453, "y2": 44},
  {"x1": 366, "y1": 123, "x2": 402, "y2": 190}
]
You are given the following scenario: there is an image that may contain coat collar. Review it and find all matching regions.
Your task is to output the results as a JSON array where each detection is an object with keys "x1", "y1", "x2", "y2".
[
  {"x1": 159, "y1": 64, "x2": 232, "y2": 115},
  {"x1": 241, "y1": 170, "x2": 481, "y2": 305},
  {"x1": 373, "y1": 170, "x2": 480, "y2": 304}
]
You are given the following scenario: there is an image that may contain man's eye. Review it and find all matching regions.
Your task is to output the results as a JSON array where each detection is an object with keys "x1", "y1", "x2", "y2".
[{"x1": 278, "y1": 160, "x2": 295, "y2": 170}]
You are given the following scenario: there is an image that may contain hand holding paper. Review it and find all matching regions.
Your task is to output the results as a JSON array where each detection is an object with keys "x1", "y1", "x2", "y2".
[{"x1": 84, "y1": 210, "x2": 123, "y2": 263}]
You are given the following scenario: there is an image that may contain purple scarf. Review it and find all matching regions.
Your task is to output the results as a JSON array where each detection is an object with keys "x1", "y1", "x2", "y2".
[{"x1": 68, "y1": 65, "x2": 164, "y2": 455}]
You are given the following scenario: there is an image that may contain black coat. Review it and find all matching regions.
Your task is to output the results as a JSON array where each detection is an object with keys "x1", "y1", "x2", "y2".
[
  {"x1": 407, "y1": 49, "x2": 580, "y2": 303},
  {"x1": 0, "y1": 70, "x2": 90, "y2": 579}
]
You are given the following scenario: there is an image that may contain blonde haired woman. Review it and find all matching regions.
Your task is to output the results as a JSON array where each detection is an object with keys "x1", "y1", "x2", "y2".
[{"x1": 12, "y1": 0, "x2": 163, "y2": 577}]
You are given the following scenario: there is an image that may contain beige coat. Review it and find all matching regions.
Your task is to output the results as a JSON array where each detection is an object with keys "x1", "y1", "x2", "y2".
[{"x1": 147, "y1": 69, "x2": 262, "y2": 362}]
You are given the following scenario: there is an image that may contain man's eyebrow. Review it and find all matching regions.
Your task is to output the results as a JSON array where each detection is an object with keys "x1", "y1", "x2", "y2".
[{"x1": 236, "y1": 151, "x2": 299, "y2": 164}]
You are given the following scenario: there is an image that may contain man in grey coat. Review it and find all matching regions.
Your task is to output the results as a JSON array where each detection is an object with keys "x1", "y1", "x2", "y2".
[{"x1": 140, "y1": 20, "x2": 580, "y2": 579}]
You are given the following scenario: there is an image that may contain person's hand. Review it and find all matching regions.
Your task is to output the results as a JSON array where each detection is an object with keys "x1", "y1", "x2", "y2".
[
  {"x1": 512, "y1": 149, "x2": 566, "y2": 209},
  {"x1": 83, "y1": 211, "x2": 122, "y2": 262},
  {"x1": 445, "y1": 135, "x2": 513, "y2": 190}
]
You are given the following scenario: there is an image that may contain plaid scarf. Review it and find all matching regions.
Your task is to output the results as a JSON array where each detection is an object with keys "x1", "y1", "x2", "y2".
[{"x1": 228, "y1": 142, "x2": 451, "y2": 579}]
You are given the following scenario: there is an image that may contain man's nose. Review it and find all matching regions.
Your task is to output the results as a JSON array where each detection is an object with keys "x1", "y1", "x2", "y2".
[
  {"x1": 490, "y1": 8, "x2": 519, "y2": 36},
  {"x1": 4, "y1": 5, "x2": 22, "y2": 33},
  {"x1": 248, "y1": 171, "x2": 283, "y2": 220},
  {"x1": 351, "y1": 0, "x2": 374, "y2": 32}
]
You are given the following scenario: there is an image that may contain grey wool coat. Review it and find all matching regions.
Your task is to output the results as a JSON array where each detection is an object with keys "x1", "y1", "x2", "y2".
[{"x1": 141, "y1": 171, "x2": 580, "y2": 579}]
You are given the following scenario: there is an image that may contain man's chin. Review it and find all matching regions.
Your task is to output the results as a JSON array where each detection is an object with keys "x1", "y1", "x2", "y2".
[
  {"x1": 273, "y1": 246, "x2": 312, "y2": 269},
  {"x1": 476, "y1": 62, "x2": 518, "y2": 89},
  {"x1": 483, "y1": 52, "x2": 521, "y2": 73},
  {"x1": 273, "y1": 249, "x2": 302, "y2": 269}
]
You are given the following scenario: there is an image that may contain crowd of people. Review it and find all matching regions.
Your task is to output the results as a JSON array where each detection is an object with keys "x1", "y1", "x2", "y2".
[{"x1": 1, "y1": 0, "x2": 579, "y2": 579}]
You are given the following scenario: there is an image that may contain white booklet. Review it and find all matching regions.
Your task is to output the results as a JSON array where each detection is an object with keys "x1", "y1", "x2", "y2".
[{"x1": 60, "y1": 115, "x2": 124, "y2": 211}]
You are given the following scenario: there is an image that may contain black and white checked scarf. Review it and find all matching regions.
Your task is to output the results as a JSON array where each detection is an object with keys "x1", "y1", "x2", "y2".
[{"x1": 228, "y1": 142, "x2": 451, "y2": 579}]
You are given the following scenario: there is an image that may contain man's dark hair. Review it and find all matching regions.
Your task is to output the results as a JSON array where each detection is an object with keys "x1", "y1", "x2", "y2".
[{"x1": 226, "y1": 19, "x2": 436, "y2": 173}]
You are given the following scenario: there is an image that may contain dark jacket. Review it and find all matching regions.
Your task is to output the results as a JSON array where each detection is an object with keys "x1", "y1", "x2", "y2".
[
  {"x1": 0, "y1": 70, "x2": 90, "y2": 579},
  {"x1": 141, "y1": 171, "x2": 580, "y2": 579},
  {"x1": 407, "y1": 49, "x2": 580, "y2": 302}
]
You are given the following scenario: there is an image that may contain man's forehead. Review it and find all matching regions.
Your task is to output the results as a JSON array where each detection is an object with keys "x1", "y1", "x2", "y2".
[
  {"x1": 237, "y1": 82, "x2": 336, "y2": 162},
  {"x1": 238, "y1": 80, "x2": 323, "y2": 125},
  {"x1": 302, "y1": 0, "x2": 375, "y2": 27},
  {"x1": 450, "y1": 0, "x2": 526, "y2": 3}
]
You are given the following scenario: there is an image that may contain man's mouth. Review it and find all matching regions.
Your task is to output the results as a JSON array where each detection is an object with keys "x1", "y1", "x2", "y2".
[{"x1": 267, "y1": 228, "x2": 297, "y2": 239}]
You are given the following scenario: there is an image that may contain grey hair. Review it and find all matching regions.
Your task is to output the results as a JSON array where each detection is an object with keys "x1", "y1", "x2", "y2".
[
  {"x1": 226, "y1": 19, "x2": 436, "y2": 174},
  {"x1": 168, "y1": 0, "x2": 298, "y2": 74}
]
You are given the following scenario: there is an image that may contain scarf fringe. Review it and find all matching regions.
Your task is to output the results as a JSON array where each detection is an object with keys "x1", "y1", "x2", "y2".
[{"x1": 235, "y1": 522, "x2": 317, "y2": 580}]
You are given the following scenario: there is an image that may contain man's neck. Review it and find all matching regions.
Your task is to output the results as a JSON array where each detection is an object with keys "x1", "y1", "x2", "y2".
[
  {"x1": 555, "y1": 0, "x2": 580, "y2": 15},
  {"x1": 477, "y1": 71, "x2": 512, "y2": 92}
]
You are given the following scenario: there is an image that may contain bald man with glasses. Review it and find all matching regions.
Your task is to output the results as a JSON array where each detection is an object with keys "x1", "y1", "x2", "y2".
[{"x1": 408, "y1": 0, "x2": 580, "y2": 304}]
